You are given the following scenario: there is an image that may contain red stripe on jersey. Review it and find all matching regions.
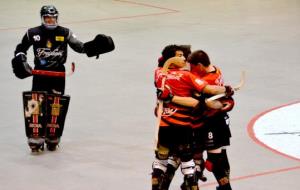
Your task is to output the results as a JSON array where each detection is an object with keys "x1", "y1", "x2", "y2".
[
  {"x1": 191, "y1": 66, "x2": 224, "y2": 128},
  {"x1": 32, "y1": 93, "x2": 38, "y2": 124},
  {"x1": 51, "y1": 96, "x2": 60, "y2": 124},
  {"x1": 154, "y1": 68, "x2": 207, "y2": 127},
  {"x1": 201, "y1": 66, "x2": 224, "y2": 86}
]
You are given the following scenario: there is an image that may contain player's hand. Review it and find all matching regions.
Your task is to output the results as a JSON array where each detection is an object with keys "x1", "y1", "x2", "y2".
[
  {"x1": 220, "y1": 97, "x2": 235, "y2": 112},
  {"x1": 11, "y1": 53, "x2": 32, "y2": 79},
  {"x1": 224, "y1": 85, "x2": 234, "y2": 97},
  {"x1": 156, "y1": 85, "x2": 173, "y2": 103}
]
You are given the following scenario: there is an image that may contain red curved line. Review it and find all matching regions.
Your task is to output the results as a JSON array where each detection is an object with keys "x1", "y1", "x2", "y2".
[
  {"x1": 200, "y1": 165, "x2": 300, "y2": 187},
  {"x1": 113, "y1": 0, "x2": 179, "y2": 12},
  {"x1": 247, "y1": 100, "x2": 300, "y2": 162},
  {"x1": 0, "y1": 1, "x2": 179, "y2": 31}
]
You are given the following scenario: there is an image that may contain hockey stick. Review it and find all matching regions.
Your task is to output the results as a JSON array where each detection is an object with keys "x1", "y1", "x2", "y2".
[
  {"x1": 207, "y1": 71, "x2": 246, "y2": 101},
  {"x1": 31, "y1": 62, "x2": 75, "y2": 77}
]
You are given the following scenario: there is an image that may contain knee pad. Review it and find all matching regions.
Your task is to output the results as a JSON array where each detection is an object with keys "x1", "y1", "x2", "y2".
[
  {"x1": 152, "y1": 158, "x2": 168, "y2": 173},
  {"x1": 155, "y1": 145, "x2": 170, "y2": 160},
  {"x1": 181, "y1": 160, "x2": 195, "y2": 176},
  {"x1": 206, "y1": 153, "x2": 230, "y2": 186},
  {"x1": 205, "y1": 152, "x2": 223, "y2": 172},
  {"x1": 167, "y1": 156, "x2": 180, "y2": 169}
]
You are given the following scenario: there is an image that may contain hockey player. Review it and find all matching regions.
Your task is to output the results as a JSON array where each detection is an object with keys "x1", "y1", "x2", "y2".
[
  {"x1": 11, "y1": 5, "x2": 115, "y2": 152},
  {"x1": 188, "y1": 50, "x2": 234, "y2": 190},
  {"x1": 160, "y1": 50, "x2": 234, "y2": 190},
  {"x1": 155, "y1": 45, "x2": 207, "y2": 190},
  {"x1": 152, "y1": 45, "x2": 233, "y2": 190}
]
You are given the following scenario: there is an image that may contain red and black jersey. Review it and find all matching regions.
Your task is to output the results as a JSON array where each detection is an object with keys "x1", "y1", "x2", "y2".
[
  {"x1": 155, "y1": 68, "x2": 207, "y2": 127},
  {"x1": 191, "y1": 66, "x2": 225, "y2": 128}
]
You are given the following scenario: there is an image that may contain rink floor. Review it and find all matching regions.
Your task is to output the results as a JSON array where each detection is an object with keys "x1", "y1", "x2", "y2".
[{"x1": 0, "y1": 1, "x2": 299, "y2": 190}]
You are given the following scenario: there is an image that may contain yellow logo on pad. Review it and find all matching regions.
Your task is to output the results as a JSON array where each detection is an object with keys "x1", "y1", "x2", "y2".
[{"x1": 55, "y1": 36, "x2": 64, "y2": 41}]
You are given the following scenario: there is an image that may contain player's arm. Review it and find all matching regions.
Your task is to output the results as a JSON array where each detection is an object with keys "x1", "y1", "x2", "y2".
[
  {"x1": 157, "y1": 88, "x2": 223, "y2": 109},
  {"x1": 172, "y1": 94, "x2": 234, "y2": 112},
  {"x1": 14, "y1": 32, "x2": 32, "y2": 56},
  {"x1": 202, "y1": 84, "x2": 233, "y2": 96},
  {"x1": 157, "y1": 75, "x2": 233, "y2": 108},
  {"x1": 172, "y1": 96, "x2": 223, "y2": 109},
  {"x1": 67, "y1": 30, "x2": 85, "y2": 53}
]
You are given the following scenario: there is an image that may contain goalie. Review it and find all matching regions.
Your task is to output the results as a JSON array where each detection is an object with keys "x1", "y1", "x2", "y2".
[{"x1": 11, "y1": 5, "x2": 115, "y2": 152}]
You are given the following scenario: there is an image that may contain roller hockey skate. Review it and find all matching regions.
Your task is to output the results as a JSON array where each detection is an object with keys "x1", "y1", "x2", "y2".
[
  {"x1": 180, "y1": 174, "x2": 199, "y2": 190},
  {"x1": 45, "y1": 138, "x2": 60, "y2": 151},
  {"x1": 46, "y1": 143, "x2": 58, "y2": 151},
  {"x1": 29, "y1": 143, "x2": 44, "y2": 153},
  {"x1": 196, "y1": 170, "x2": 207, "y2": 182}
]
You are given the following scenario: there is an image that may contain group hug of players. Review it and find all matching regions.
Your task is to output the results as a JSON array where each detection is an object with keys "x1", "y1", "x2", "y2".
[{"x1": 152, "y1": 45, "x2": 235, "y2": 190}]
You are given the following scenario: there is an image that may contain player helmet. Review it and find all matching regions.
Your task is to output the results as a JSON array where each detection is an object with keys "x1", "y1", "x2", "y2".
[{"x1": 40, "y1": 5, "x2": 59, "y2": 30}]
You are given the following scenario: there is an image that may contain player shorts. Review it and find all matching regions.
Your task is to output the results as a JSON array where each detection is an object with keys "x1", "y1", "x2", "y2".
[
  {"x1": 193, "y1": 113, "x2": 231, "y2": 151},
  {"x1": 157, "y1": 126, "x2": 194, "y2": 160}
]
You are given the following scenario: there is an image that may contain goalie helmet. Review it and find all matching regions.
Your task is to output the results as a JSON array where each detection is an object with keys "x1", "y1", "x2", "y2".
[{"x1": 40, "y1": 5, "x2": 59, "y2": 30}]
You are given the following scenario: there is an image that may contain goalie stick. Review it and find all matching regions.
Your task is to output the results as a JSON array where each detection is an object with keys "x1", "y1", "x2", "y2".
[{"x1": 31, "y1": 62, "x2": 75, "y2": 77}]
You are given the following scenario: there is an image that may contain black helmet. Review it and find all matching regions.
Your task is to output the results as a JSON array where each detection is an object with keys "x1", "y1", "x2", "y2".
[{"x1": 40, "y1": 5, "x2": 59, "y2": 29}]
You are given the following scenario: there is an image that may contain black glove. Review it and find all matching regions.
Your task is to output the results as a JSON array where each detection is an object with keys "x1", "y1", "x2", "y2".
[
  {"x1": 224, "y1": 85, "x2": 234, "y2": 97},
  {"x1": 156, "y1": 85, "x2": 174, "y2": 103},
  {"x1": 84, "y1": 34, "x2": 115, "y2": 59},
  {"x1": 192, "y1": 93, "x2": 207, "y2": 114},
  {"x1": 11, "y1": 53, "x2": 32, "y2": 79},
  {"x1": 220, "y1": 97, "x2": 235, "y2": 112}
]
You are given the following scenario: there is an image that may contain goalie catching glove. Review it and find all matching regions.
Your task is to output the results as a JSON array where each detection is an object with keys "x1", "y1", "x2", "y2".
[
  {"x1": 11, "y1": 53, "x2": 32, "y2": 79},
  {"x1": 84, "y1": 34, "x2": 115, "y2": 59}
]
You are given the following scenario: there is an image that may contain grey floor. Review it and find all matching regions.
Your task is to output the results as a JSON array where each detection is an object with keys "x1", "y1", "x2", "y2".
[{"x1": 0, "y1": 0, "x2": 299, "y2": 190}]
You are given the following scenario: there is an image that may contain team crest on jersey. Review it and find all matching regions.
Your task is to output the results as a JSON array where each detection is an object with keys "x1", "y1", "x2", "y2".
[
  {"x1": 46, "y1": 40, "x2": 52, "y2": 48},
  {"x1": 55, "y1": 36, "x2": 64, "y2": 41},
  {"x1": 162, "y1": 108, "x2": 177, "y2": 116},
  {"x1": 195, "y1": 78, "x2": 204, "y2": 85},
  {"x1": 33, "y1": 35, "x2": 40, "y2": 42}
]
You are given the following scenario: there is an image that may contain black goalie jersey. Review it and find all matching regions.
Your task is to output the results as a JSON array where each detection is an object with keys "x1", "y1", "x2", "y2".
[{"x1": 14, "y1": 25, "x2": 84, "y2": 71}]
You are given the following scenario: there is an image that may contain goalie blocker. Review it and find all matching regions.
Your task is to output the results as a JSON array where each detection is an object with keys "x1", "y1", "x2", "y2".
[
  {"x1": 84, "y1": 34, "x2": 115, "y2": 59},
  {"x1": 23, "y1": 91, "x2": 70, "y2": 151}
]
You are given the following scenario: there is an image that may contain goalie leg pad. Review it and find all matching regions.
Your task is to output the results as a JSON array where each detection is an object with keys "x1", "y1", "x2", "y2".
[
  {"x1": 45, "y1": 94, "x2": 70, "y2": 142},
  {"x1": 23, "y1": 91, "x2": 47, "y2": 140}
]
